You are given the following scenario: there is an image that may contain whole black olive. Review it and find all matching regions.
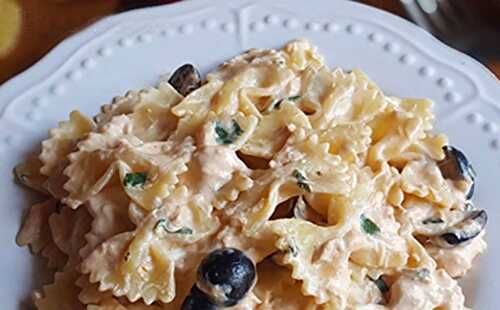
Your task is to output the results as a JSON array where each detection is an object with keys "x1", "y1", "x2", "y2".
[
  {"x1": 438, "y1": 146, "x2": 476, "y2": 199},
  {"x1": 168, "y1": 64, "x2": 201, "y2": 96},
  {"x1": 197, "y1": 248, "x2": 256, "y2": 307},
  {"x1": 181, "y1": 285, "x2": 218, "y2": 310}
]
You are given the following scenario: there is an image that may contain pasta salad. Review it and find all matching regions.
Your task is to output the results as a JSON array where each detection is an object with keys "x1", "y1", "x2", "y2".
[{"x1": 15, "y1": 39, "x2": 486, "y2": 310}]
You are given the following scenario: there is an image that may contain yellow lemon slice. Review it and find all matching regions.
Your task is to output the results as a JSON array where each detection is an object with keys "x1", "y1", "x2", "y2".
[{"x1": 0, "y1": 0, "x2": 22, "y2": 57}]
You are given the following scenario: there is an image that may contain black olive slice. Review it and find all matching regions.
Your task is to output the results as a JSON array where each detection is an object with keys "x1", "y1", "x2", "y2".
[
  {"x1": 181, "y1": 285, "x2": 218, "y2": 310},
  {"x1": 438, "y1": 146, "x2": 476, "y2": 199},
  {"x1": 431, "y1": 209, "x2": 487, "y2": 248},
  {"x1": 168, "y1": 64, "x2": 202, "y2": 96}
]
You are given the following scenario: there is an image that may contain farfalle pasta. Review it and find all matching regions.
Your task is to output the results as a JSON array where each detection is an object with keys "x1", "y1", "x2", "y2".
[{"x1": 16, "y1": 39, "x2": 486, "y2": 309}]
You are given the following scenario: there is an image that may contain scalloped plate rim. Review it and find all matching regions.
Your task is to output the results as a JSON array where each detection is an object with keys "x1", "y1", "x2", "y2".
[
  {"x1": 0, "y1": 0, "x2": 499, "y2": 112},
  {"x1": 1, "y1": 0, "x2": 499, "y2": 308}
]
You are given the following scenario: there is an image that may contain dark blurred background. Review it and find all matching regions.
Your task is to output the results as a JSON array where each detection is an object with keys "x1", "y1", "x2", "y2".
[{"x1": 0, "y1": 0, "x2": 499, "y2": 84}]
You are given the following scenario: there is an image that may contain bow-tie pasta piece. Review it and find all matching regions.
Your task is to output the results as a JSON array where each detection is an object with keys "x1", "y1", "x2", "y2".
[
  {"x1": 94, "y1": 82, "x2": 182, "y2": 133},
  {"x1": 176, "y1": 113, "x2": 257, "y2": 213},
  {"x1": 79, "y1": 186, "x2": 135, "y2": 259},
  {"x1": 87, "y1": 298, "x2": 166, "y2": 310},
  {"x1": 171, "y1": 80, "x2": 224, "y2": 140},
  {"x1": 297, "y1": 65, "x2": 334, "y2": 117},
  {"x1": 284, "y1": 39, "x2": 325, "y2": 72},
  {"x1": 14, "y1": 155, "x2": 49, "y2": 194},
  {"x1": 95, "y1": 90, "x2": 142, "y2": 126},
  {"x1": 77, "y1": 274, "x2": 113, "y2": 305},
  {"x1": 210, "y1": 63, "x2": 296, "y2": 116},
  {"x1": 253, "y1": 259, "x2": 328, "y2": 309},
  {"x1": 212, "y1": 171, "x2": 254, "y2": 210},
  {"x1": 82, "y1": 202, "x2": 219, "y2": 304},
  {"x1": 400, "y1": 160, "x2": 466, "y2": 209},
  {"x1": 210, "y1": 223, "x2": 277, "y2": 264},
  {"x1": 372, "y1": 162, "x2": 403, "y2": 204},
  {"x1": 16, "y1": 199, "x2": 68, "y2": 269},
  {"x1": 346, "y1": 263, "x2": 386, "y2": 306},
  {"x1": 230, "y1": 132, "x2": 355, "y2": 234},
  {"x1": 33, "y1": 270, "x2": 84, "y2": 310},
  {"x1": 122, "y1": 83, "x2": 183, "y2": 142},
  {"x1": 117, "y1": 137, "x2": 195, "y2": 211},
  {"x1": 348, "y1": 193, "x2": 409, "y2": 270},
  {"x1": 63, "y1": 129, "x2": 194, "y2": 209},
  {"x1": 39, "y1": 111, "x2": 96, "y2": 176},
  {"x1": 16, "y1": 199, "x2": 57, "y2": 254},
  {"x1": 309, "y1": 68, "x2": 388, "y2": 129},
  {"x1": 426, "y1": 232, "x2": 486, "y2": 278},
  {"x1": 62, "y1": 114, "x2": 143, "y2": 208},
  {"x1": 49, "y1": 204, "x2": 92, "y2": 266},
  {"x1": 317, "y1": 123, "x2": 372, "y2": 166},
  {"x1": 388, "y1": 269, "x2": 465, "y2": 309},
  {"x1": 367, "y1": 98, "x2": 444, "y2": 171},
  {"x1": 240, "y1": 101, "x2": 311, "y2": 159},
  {"x1": 269, "y1": 219, "x2": 351, "y2": 306}
]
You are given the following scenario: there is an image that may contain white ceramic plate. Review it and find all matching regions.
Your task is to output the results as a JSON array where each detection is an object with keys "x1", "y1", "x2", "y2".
[{"x1": 1, "y1": 0, "x2": 499, "y2": 308}]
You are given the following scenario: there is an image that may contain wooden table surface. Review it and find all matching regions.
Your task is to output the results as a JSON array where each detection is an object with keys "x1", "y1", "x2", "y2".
[{"x1": 0, "y1": 0, "x2": 498, "y2": 84}]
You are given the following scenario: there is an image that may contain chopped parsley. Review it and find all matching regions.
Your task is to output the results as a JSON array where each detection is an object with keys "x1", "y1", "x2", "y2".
[
  {"x1": 287, "y1": 95, "x2": 302, "y2": 102},
  {"x1": 368, "y1": 275, "x2": 389, "y2": 294},
  {"x1": 404, "y1": 268, "x2": 431, "y2": 281},
  {"x1": 465, "y1": 202, "x2": 475, "y2": 212},
  {"x1": 154, "y1": 219, "x2": 193, "y2": 235},
  {"x1": 286, "y1": 238, "x2": 299, "y2": 257},
  {"x1": 274, "y1": 59, "x2": 286, "y2": 67},
  {"x1": 214, "y1": 120, "x2": 243, "y2": 144},
  {"x1": 271, "y1": 99, "x2": 283, "y2": 110},
  {"x1": 422, "y1": 217, "x2": 444, "y2": 225},
  {"x1": 288, "y1": 245, "x2": 298, "y2": 257},
  {"x1": 272, "y1": 95, "x2": 302, "y2": 110},
  {"x1": 292, "y1": 169, "x2": 311, "y2": 192},
  {"x1": 17, "y1": 174, "x2": 27, "y2": 182},
  {"x1": 123, "y1": 172, "x2": 147, "y2": 188},
  {"x1": 360, "y1": 214, "x2": 380, "y2": 235},
  {"x1": 277, "y1": 237, "x2": 299, "y2": 257},
  {"x1": 415, "y1": 268, "x2": 430, "y2": 280}
]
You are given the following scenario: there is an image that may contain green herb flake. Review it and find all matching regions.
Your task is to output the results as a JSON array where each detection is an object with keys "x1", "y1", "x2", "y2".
[
  {"x1": 292, "y1": 169, "x2": 312, "y2": 192},
  {"x1": 154, "y1": 219, "x2": 193, "y2": 235},
  {"x1": 422, "y1": 217, "x2": 444, "y2": 225},
  {"x1": 287, "y1": 95, "x2": 302, "y2": 102},
  {"x1": 415, "y1": 268, "x2": 430, "y2": 280},
  {"x1": 271, "y1": 98, "x2": 284, "y2": 110},
  {"x1": 215, "y1": 120, "x2": 243, "y2": 144},
  {"x1": 368, "y1": 276, "x2": 389, "y2": 294},
  {"x1": 360, "y1": 214, "x2": 380, "y2": 235},
  {"x1": 123, "y1": 172, "x2": 147, "y2": 188},
  {"x1": 272, "y1": 95, "x2": 302, "y2": 110},
  {"x1": 174, "y1": 227, "x2": 194, "y2": 234},
  {"x1": 286, "y1": 238, "x2": 299, "y2": 257},
  {"x1": 278, "y1": 237, "x2": 299, "y2": 257}
]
